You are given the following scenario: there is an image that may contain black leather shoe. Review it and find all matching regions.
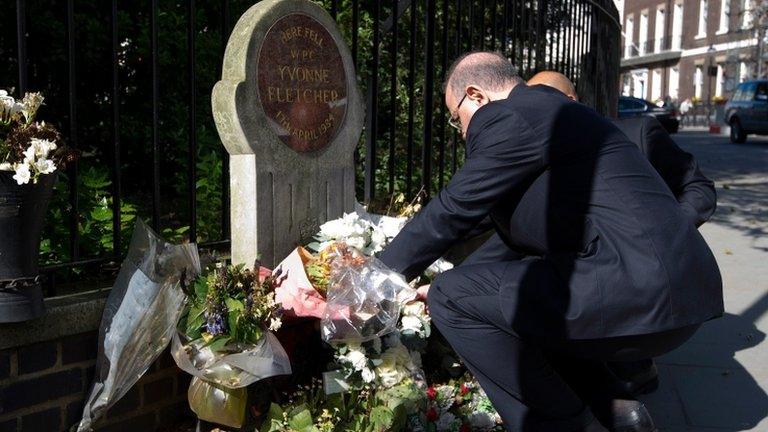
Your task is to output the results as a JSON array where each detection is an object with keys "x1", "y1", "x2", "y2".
[
  {"x1": 592, "y1": 398, "x2": 657, "y2": 432},
  {"x1": 607, "y1": 359, "x2": 659, "y2": 397}
]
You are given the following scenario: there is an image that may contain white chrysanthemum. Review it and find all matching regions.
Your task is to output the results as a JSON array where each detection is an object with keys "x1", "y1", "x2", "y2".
[
  {"x1": 34, "y1": 158, "x2": 56, "y2": 175},
  {"x1": 12, "y1": 163, "x2": 31, "y2": 185},
  {"x1": 345, "y1": 235, "x2": 368, "y2": 251},
  {"x1": 0, "y1": 162, "x2": 12, "y2": 171},
  {"x1": 319, "y1": 212, "x2": 370, "y2": 239}
]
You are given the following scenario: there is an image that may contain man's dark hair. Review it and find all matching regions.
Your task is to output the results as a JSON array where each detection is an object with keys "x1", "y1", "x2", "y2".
[{"x1": 443, "y1": 51, "x2": 522, "y2": 96}]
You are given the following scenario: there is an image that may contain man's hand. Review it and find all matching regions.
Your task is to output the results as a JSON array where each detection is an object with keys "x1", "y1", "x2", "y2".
[{"x1": 416, "y1": 284, "x2": 430, "y2": 302}]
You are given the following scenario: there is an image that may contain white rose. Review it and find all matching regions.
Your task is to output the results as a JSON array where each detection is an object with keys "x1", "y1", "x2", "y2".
[
  {"x1": 12, "y1": 163, "x2": 31, "y2": 185},
  {"x1": 344, "y1": 347, "x2": 369, "y2": 371},
  {"x1": 360, "y1": 367, "x2": 376, "y2": 383},
  {"x1": 400, "y1": 315, "x2": 423, "y2": 334}
]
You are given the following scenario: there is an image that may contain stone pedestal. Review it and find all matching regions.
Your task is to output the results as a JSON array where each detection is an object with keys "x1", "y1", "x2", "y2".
[{"x1": 213, "y1": 0, "x2": 363, "y2": 267}]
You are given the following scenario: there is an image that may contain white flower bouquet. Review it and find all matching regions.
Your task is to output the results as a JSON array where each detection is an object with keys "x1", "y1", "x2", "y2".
[{"x1": 0, "y1": 89, "x2": 78, "y2": 185}]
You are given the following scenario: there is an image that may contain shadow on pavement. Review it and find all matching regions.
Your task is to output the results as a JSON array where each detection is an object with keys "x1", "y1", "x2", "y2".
[{"x1": 640, "y1": 291, "x2": 768, "y2": 430}]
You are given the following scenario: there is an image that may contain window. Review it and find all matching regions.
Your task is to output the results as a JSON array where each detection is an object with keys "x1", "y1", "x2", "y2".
[
  {"x1": 669, "y1": 67, "x2": 680, "y2": 99},
  {"x1": 655, "y1": 7, "x2": 666, "y2": 52},
  {"x1": 652, "y1": 69, "x2": 662, "y2": 101},
  {"x1": 639, "y1": 11, "x2": 649, "y2": 55},
  {"x1": 672, "y1": 2, "x2": 684, "y2": 49},
  {"x1": 740, "y1": 61, "x2": 750, "y2": 82},
  {"x1": 718, "y1": 0, "x2": 730, "y2": 33},
  {"x1": 625, "y1": 15, "x2": 635, "y2": 57},
  {"x1": 733, "y1": 84, "x2": 744, "y2": 101},
  {"x1": 619, "y1": 98, "x2": 647, "y2": 111},
  {"x1": 755, "y1": 83, "x2": 767, "y2": 100},
  {"x1": 716, "y1": 64, "x2": 724, "y2": 97},
  {"x1": 698, "y1": 0, "x2": 708, "y2": 38},
  {"x1": 742, "y1": 81, "x2": 757, "y2": 100},
  {"x1": 743, "y1": 0, "x2": 753, "y2": 28},
  {"x1": 695, "y1": 66, "x2": 704, "y2": 98}
]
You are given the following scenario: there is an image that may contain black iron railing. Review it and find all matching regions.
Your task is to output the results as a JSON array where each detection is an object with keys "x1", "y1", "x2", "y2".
[{"x1": 2, "y1": 0, "x2": 621, "y2": 297}]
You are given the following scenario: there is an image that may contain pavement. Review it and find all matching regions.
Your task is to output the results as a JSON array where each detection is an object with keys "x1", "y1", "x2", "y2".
[{"x1": 637, "y1": 130, "x2": 768, "y2": 431}]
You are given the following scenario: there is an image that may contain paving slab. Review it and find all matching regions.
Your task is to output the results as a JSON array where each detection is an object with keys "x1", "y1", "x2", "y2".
[{"x1": 636, "y1": 132, "x2": 768, "y2": 431}]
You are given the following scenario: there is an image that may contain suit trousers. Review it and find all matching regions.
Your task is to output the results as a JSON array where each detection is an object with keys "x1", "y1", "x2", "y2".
[{"x1": 429, "y1": 246, "x2": 698, "y2": 431}]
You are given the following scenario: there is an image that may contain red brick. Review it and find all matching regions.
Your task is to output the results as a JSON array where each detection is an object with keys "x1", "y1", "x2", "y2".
[
  {"x1": 17, "y1": 341, "x2": 57, "y2": 375},
  {"x1": 0, "y1": 369, "x2": 82, "y2": 413}
]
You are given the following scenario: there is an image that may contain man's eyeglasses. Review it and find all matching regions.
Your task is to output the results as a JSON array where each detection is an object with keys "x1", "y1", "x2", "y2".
[{"x1": 448, "y1": 93, "x2": 468, "y2": 131}]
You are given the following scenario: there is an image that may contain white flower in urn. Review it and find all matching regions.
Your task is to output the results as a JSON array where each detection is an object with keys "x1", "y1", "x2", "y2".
[
  {"x1": 12, "y1": 163, "x2": 31, "y2": 185},
  {"x1": 34, "y1": 158, "x2": 56, "y2": 175},
  {"x1": 30, "y1": 138, "x2": 57, "y2": 158}
]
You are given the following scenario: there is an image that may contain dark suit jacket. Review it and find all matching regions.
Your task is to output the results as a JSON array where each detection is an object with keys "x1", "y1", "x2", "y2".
[
  {"x1": 614, "y1": 116, "x2": 716, "y2": 227},
  {"x1": 378, "y1": 84, "x2": 723, "y2": 339}
]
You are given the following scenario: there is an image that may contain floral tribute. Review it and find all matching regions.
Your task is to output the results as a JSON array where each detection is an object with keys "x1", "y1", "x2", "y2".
[
  {"x1": 169, "y1": 192, "x2": 503, "y2": 431},
  {"x1": 0, "y1": 89, "x2": 78, "y2": 184}
]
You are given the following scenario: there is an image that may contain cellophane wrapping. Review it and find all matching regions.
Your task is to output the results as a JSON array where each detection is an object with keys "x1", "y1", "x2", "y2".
[
  {"x1": 321, "y1": 243, "x2": 415, "y2": 343},
  {"x1": 76, "y1": 220, "x2": 201, "y2": 431}
]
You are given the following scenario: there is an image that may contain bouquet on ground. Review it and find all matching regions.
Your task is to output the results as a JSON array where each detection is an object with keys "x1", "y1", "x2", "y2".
[
  {"x1": 309, "y1": 195, "x2": 453, "y2": 279},
  {"x1": 260, "y1": 377, "x2": 424, "y2": 432},
  {"x1": 273, "y1": 244, "x2": 340, "y2": 319},
  {"x1": 172, "y1": 262, "x2": 292, "y2": 428},
  {"x1": 420, "y1": 377, "x2": 504, "y2": 432},
  {"x1": 0, "y1": 89, "x2": 77, "y2": 184}
]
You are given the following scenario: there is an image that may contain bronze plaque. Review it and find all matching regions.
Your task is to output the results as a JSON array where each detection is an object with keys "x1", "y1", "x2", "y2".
[{"x1": 257, "y1": 13, "x2": 348, "y2": 153}]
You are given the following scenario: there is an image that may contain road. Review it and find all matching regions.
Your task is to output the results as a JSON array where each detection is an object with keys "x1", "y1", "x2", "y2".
[{"x1": 638, "y1": 131, "x2": 768, "y2": 431}]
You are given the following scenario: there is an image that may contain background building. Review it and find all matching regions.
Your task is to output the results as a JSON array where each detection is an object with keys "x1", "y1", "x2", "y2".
[{"x1": 619, "y1": 0, "x2": 766, "y2": 104}]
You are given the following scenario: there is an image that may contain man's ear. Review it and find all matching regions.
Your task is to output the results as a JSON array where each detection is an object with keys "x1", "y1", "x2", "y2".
[{"x1": 465, "y1": 85, "x2": 487, "y2": 105}]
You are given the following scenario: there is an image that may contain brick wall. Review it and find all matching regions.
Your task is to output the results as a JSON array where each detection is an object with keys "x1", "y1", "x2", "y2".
[{"x1": 0, "y1": 331, "x2": 193, "y2": 432}]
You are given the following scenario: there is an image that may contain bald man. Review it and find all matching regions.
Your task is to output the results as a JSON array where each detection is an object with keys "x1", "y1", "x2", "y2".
[
  {"x1": 460, "y1": 70, "x2": 716, "y2": 398},
  {"x1": 379, "y1": 52, "x2": 723, "y2": 432},
  {"x1": 529, "y1": 71, "x2": 579, "y2": 100}
]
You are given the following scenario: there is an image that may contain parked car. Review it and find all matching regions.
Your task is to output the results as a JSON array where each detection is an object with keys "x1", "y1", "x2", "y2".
[
  {"x1": 617, "y1": 96, "x2": 680, "y2": 134},
  {"x1": 724, "y1": 80, "x2": 768, "y2": 143}
]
